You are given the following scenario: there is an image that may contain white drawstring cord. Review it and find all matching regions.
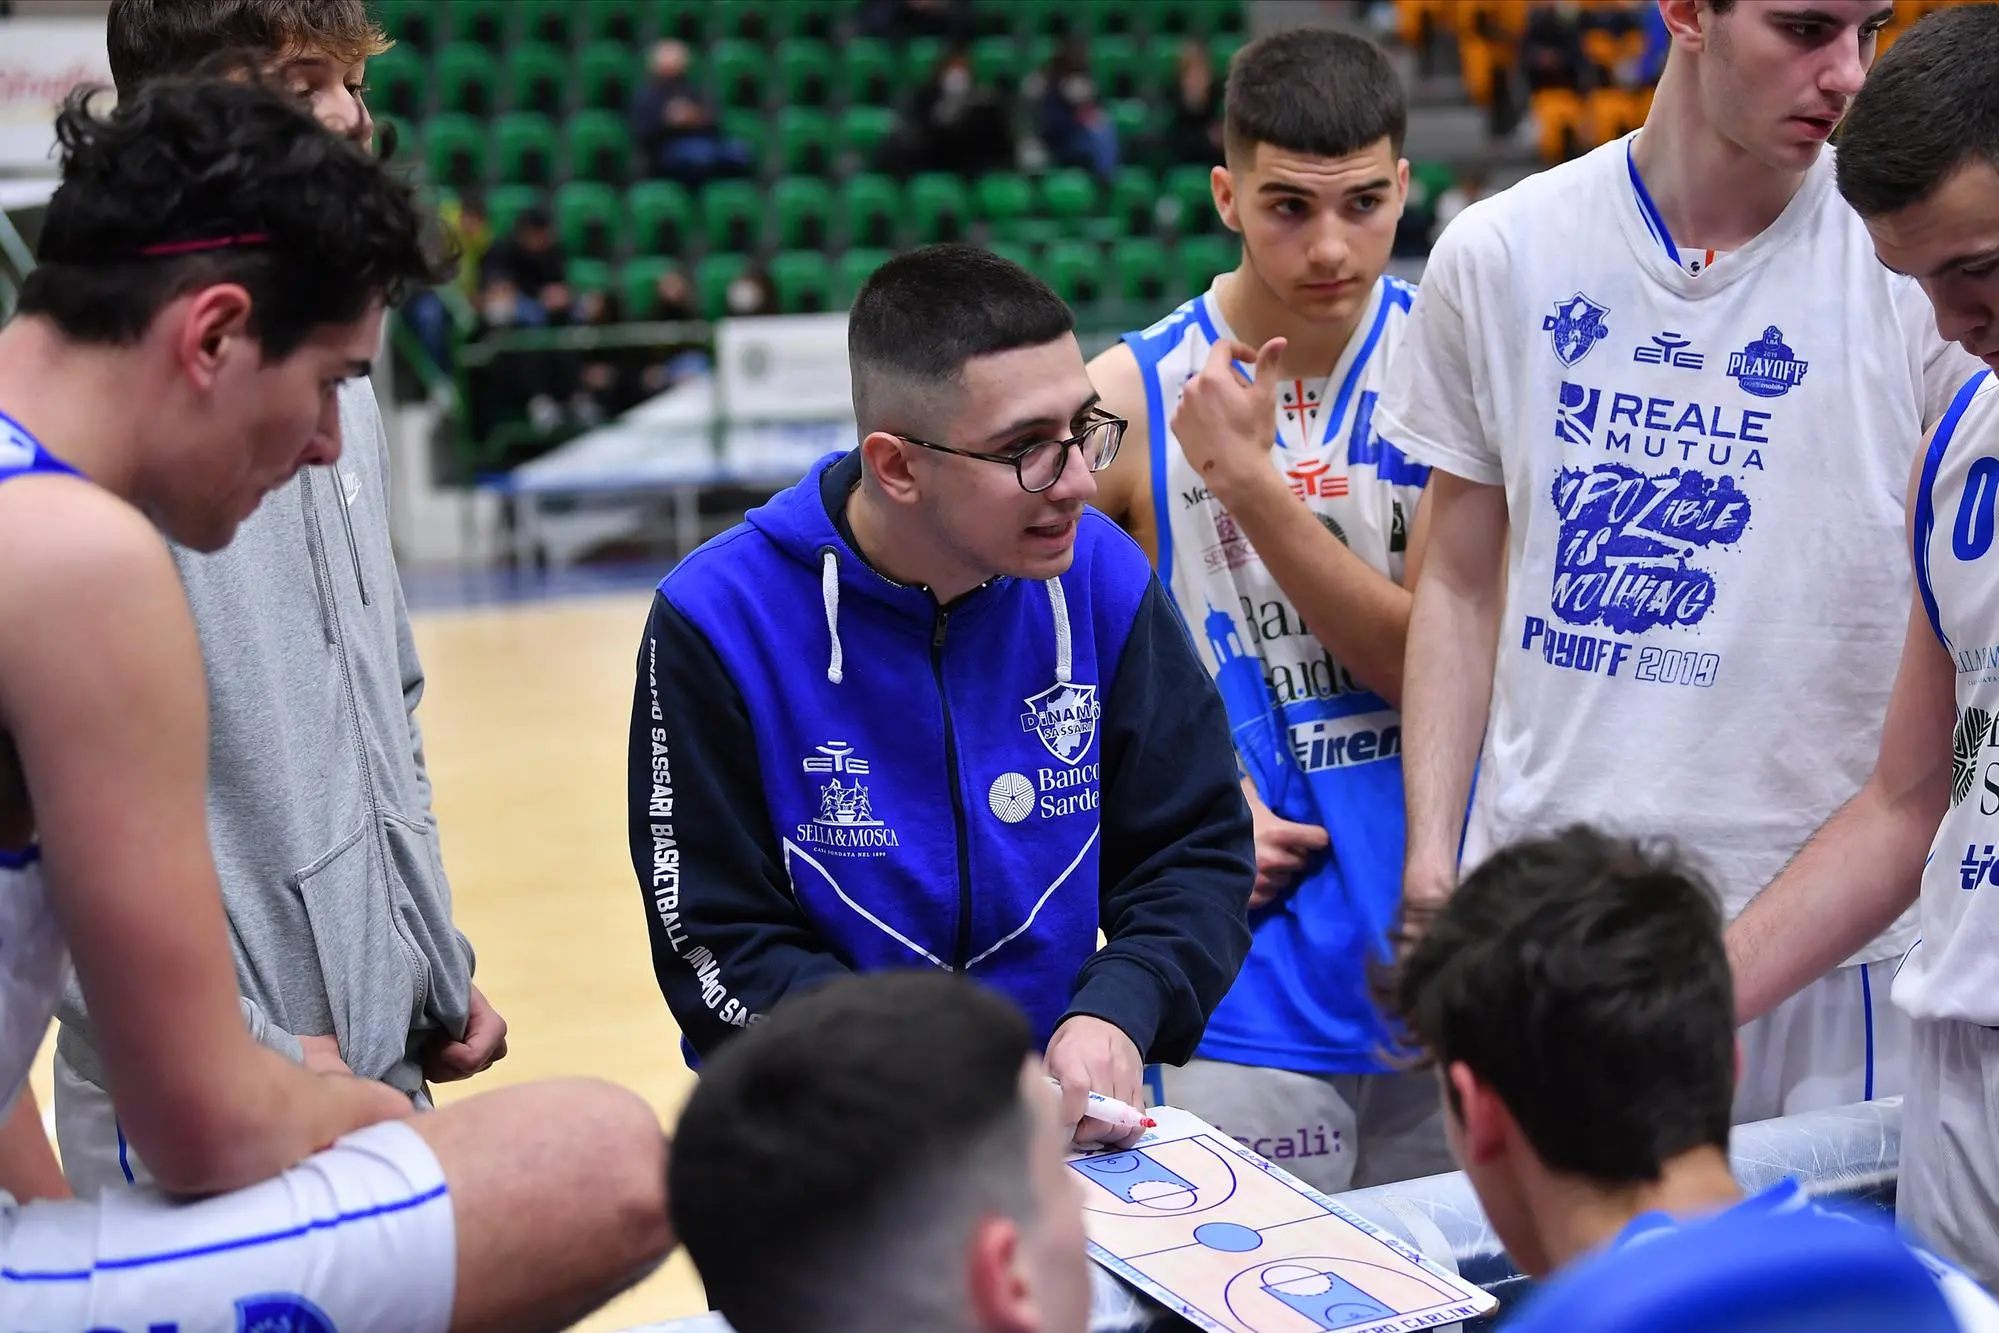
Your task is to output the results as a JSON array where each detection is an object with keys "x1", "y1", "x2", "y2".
[{"x1": 821, "y1": 548, "x2": 844, "y2": 685}]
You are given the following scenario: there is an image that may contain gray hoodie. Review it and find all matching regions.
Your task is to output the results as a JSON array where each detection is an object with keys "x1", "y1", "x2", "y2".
[{"x1": 55, "y1": 380, "x2": 471, "y2": 1147}]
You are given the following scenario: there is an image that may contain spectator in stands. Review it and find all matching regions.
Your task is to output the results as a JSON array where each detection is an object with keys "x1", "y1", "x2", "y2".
[
  {"x1": 724, "y1": 265, "x2": 777, "y2": 318},
  {"x1": 671, "y1": 972, "x2": 1094, "y2": 1333},
  {"x1": 1037, "y1": 40, "x2": 1119, "y2": 178},
  {"x1": 1166, "y1": 39, "x2": 1223, "y2": 166},
  {"x1": 630, "y1": 39, "x2": 754, "y2": 187},
  {"x1": 1386, "y1": 826, "x2": 1999, "y2": 1327},
  {"x1": 479, "y1": 208, "x2": 568, "y2": 328},
  {"x1": 1521, "y1": 1, "x2": 1591, "y2": 92},
  {"x1": 858, "y1": 0, "x2": 975, "y2": 43},
  {"x1": 894, "y1": 45, "x2": 1015, "y2": 178}
]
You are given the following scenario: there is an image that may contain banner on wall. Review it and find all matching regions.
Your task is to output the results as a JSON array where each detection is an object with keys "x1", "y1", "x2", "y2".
[
  {"x1": 0, "y1": 20, "x2": 113, "y2": 174},
  {"x1": 716, "y1": 312, "x2": 854, "y2": 426}
]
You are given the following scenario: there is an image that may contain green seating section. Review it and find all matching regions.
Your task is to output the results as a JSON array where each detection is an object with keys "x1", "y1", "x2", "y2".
[{"x1": 381, "y1": 0, "x2": 1272, "y2": 318}]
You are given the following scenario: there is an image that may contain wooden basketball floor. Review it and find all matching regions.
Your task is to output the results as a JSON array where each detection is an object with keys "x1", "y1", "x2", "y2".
[{"x1": 31, "y1": 590, "x2": 709, "y2": 1331}]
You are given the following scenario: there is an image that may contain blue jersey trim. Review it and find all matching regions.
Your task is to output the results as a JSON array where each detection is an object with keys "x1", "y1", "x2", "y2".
[
  {"x1": 1625, "y1": 138, "x2": 1681, "y2": 265},
  {"x1": 1914, "y1": 369, "x2": 1994, "y2": 650},
  {"x1": 1123, "y1": 325, "x2": 1179, "y2": 586},
  {"x1": 116, "y1": 1119, "x2": 135, "y2": 1185},
  {"x1": 0, "y1": 844, "x2": 40, "y2": 869},
  {"x1": 1322, "y1": 281, "x2": 1398, "y2": 446},
  {"x1": 1861, "y1": 962, "x2": 1877, "y2": 1102},
  {"x1": 0, "y1": 1183, "x2": 450, "y2": 1283}
]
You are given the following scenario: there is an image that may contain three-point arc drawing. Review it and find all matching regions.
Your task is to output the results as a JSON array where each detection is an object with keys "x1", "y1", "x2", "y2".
[{"x1": 1069, "y1": 1109, "x2": 1496, "y2": 1333}]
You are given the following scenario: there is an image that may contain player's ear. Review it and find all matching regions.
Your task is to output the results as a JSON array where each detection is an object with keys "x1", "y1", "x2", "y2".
[
  {"x1": 1448, "y1": 1062, "x2": 1511, "y2": 1168},
  {"x1": 1211, "y1": 162, "x2": 1241, "y2": 234},
  {"x1": 1659, "y1": 0, "x2": 1710, "y2": 51},
  {"x1": 965, "y1": 1214, "x2": 1036, "y2": 1333},
  {"x1": 173, "y1": 283, "x2": 257, "y2": 390},
  {"x1": 860, "y1": 431, "x2": 922, "y2": 505}
]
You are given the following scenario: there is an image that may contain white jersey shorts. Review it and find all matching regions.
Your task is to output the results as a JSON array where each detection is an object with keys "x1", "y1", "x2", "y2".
[{"x1": 1, "y1": 1119, "x2": 455, "y2": 1333}]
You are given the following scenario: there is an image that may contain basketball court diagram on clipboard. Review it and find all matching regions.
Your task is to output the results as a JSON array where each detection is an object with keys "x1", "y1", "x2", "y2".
[{"x1": 1069, "y1": 1109, "x2": 1496, "y2": 1333}]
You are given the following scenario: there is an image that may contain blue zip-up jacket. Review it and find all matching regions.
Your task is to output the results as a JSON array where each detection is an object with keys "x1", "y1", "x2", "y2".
[{"x1": 628, "y1": 450, "x2": 1253, "y2": 1060}]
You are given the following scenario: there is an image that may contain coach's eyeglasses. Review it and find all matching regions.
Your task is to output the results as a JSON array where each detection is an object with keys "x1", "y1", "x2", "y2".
[{"x1": 896, "y1": 410, "x2": 1127, "y2": 494}]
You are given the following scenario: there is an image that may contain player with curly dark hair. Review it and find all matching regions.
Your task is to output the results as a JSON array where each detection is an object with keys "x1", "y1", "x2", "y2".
[{"x1": 0, "y1": 76, "x2": 672, "y2": 1333}]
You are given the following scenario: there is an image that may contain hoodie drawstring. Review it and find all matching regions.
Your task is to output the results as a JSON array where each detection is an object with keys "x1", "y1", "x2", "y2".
[
  {"x1": 1046, "y1": 577, "x2": 1072, "y2": 684},
  {"x1": 817, "y1": 552, "x2": 1068, "y2": 690},
  {"x1": 821, "y1": 547, "x2": 844, "y2": 685}
]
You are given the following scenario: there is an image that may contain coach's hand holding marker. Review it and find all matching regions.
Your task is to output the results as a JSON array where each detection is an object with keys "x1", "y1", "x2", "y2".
[
  {"x1": 1171, "y1": 336, "x2": 1288, "y2": 512},
  {"x1": 1048, "y1": 1077, "x2": 1154, "y2": 1153}
]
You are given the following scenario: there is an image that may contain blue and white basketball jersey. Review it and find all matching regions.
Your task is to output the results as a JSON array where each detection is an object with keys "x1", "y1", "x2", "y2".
[
  {"x1": 1124, "y1": 276, "x2": 1426, "y2": 1072},
  {"x1": 0, "y1": 411, "x2": 80, "y2": 1118},
  {"x1": 1379, "y1": 135, "x2": 1983, "y2": 953},
  {"x1": 1904, "y1": 370, "x2": 1999, "y2": 1024}
]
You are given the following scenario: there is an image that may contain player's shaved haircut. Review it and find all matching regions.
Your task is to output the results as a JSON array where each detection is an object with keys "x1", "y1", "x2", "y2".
[
  {"x1": 847, "y1": 244, "x2": 1075, "y2": 441},
  {"x1": 670, "y1": 972, "x2": 1040, "y2": 1333},
  {"x1": 1834, "y1": 3, "x2": 1999, "y2": 220},
  {"x1": 1224, "y1": 27, "x2": 1406, "y2": 164}
]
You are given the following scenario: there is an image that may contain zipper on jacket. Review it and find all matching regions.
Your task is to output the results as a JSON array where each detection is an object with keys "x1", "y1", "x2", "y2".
[
  {"x1": 933, "y1": 607, "x2": 975, "y2": 971},
  {"x1": 331, "y1": 465, "x2": 372, "y2": 606}
]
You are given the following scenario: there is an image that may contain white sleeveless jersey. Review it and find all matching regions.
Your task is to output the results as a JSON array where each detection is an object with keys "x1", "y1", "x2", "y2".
[
  {"x1": 1378, "y1": 135, "x2": 1983, "y2": 952},
  {"x1": 1903, "y1": 369, "x2": 1999, "y2": 1022},
  {"x1": 1137, "y1": 276, "x2": 1425, "y2": 701}
]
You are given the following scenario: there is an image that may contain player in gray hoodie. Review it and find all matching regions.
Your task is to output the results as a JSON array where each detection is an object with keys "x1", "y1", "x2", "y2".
[{"x1": 48, "y1": 0, "x2": 504, "y2": 1194}]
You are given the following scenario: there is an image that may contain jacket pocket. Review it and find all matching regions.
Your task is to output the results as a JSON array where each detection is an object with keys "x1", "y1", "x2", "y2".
[
  {"x1": 292, "y1": 822, "x2": 420, "y2": 1087},
  {"x1": 378, "y1": 811, "x2": 468, "y2": 1034}
]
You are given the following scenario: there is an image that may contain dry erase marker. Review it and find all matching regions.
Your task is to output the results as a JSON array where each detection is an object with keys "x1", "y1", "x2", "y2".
[{"x1": 1046, "y1": 1078, "x2": 1157, "y2": 1133}]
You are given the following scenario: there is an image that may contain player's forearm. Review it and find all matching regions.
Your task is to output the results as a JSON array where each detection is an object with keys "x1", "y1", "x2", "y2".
[
  {"x1": 1400, "y1": 557, "x2": 1500, "y2": 898},
  {"x1": 1728, "y1": 780, "x2": 1934, "y2": 1023},
  {"x1": 1222, "y1": 474, "x2": 1413, "y2": 706}
]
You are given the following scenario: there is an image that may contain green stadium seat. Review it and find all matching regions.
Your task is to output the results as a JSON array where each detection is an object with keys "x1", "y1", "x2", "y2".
[
  {"x1": 374, "y1": 0, "x2": 436, "y2": 51},
  {"x1": 555, "y1": 182, "x2": 624, "y2": 260},
  {"x1": 578, "y1": 44, "x2": 639, "y2": 114},
  {"x1": 376, "y1": 113, "x2": 420, "y2": 166},
  {"x1": 770, "y1": 251, "x2": 835, "y2": 314},
  {"x1": 618, "y1": 256, "x2": 674, "y2": 320},
  {"x1": 987, "y1": 241, "x2": 1039, "y2": 273},
  {"x1": 842, "y1": 174, "x2": 902, "y2": 250},
  {"x1": 834, "y1": 248, "x2": 893, "y2": 308},
  {"x1": 838, "y1": 106, "x2": 898, "y2": 172},
  {"x1": 702, "y1": 180, "x2": 762, "y2": 254},
  {"x1": 484, "y1": 184, "x2": 544, "y2": 244},
  {"x1": 1015, "y1": 0, "x2": 1071, "y2": 37},
  {"x1": 582, "y1": 0, "x2": 646, "y2": 46},
  {"x1": 564, "y1": 110, "x2": 631, "y2": 184},
  {"x1": 1144, "y1": 41, "x2": 1184, "y2": 99},
  {"x1": 772, "y1": 0, "x2": 840, "y2": 42},
  {"x1": 567, "y1": 257, "x2": 614, "y2": 296},
  {"x1": 1112, "y1": 237, "x2": 1171, "y2": 304},
  {"x1": 1091, "y1": 37, "x2": 1143, "y2": 100},
  {"x1": 1096, "y1": 0, "x2": 1143, "y2": 37},
  {"x1": 656, "y1": 0, "x2": 706, "y2": 45},
  {"x1": 1042, "y1": 240, "x2": 1105, "y2": 307},
  {"x1": 627, "y1": 181, "x2": 695, "y2": 255},
  {"x1": 1177, "y1": 235, "x2": 1238, "y2": 292},
  {"x1": 771, "y1": 176, "x2": 835, "y2": 251},
  {"x1": 503, "y1": 43, "x2": 569, "y2": 117},
  {"x1": 696, "y1": 253, "x2": 750, "y2": 320},
  {"x1": 774, "y1": 108, "x2": 835, "y2": 177},
  {"x1": 434, "y1": 43, "x2": 497, "y2": 116},
  {"x1": 720, "y1": 112, "x2": 769, "y2": 174},
  {"x1": 1163, "y1": 164, "x2": 1220, "y2": 233},
  {"x1": 1108, "y1": 99, "x2": 1152, "y2": 150},
  {"x1": 492, "y1": 113, "x2": 559, "y2": 186},
  {"x1": 1039, "y1": 169, "x2": 1102, "y2": 228},
  {"x1": 901, "y1": 37, "x2": 946, "y2": 88},
  {"x1": 442, "y1": 0, "x2": 509, "y2": 49},
  {"x1": 1209, "y1": 33, "x2": 1248, "y2": 77},
  {"x1": 970, "y1": 36, "x2": 1023, "y2": 91},
  {"x1": 777, "y1": 40, "x2": 835, "y2": 108},
  {"x1": 907, "y1": 173, "x2": 971, "y2": 245},
  {"x1": 840, "y1": 39, "x2": 895, "y2": 107},
  {"x1": 709, "y1": 40, "x2": 764, "y2": 111},
  {"x1": 1108, "y1": 167, "x2": 1160, "y2": 236},
  {"x1": 1153, "y1": 0, "x2": 1244, "y2": 39},
  {"x1": 515, "y1": 0, "x2": 574, "y2": 47},
  {"x1": 422, "y1": 113, "x2": 487, "y2": 190},
  {"x1": 368, "y1": 46, "x2": 426, "y2": 121},
  {"x1": 977, "y1": 174, "x2": 1035, "y2": 243},
  {"x1": 710, "y1": 0, "x2": 773, "y2": 43}
]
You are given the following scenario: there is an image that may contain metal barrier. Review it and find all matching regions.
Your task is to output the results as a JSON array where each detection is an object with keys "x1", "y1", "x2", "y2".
[{"x1": 627, "y1": 1098, "x2": 1902, "y2": 1333}]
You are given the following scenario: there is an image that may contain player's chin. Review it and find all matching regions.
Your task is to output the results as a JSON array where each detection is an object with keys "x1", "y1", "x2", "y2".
[{"x1": 1009, "y1": 521, "x2": 1081, "y2": 578}]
